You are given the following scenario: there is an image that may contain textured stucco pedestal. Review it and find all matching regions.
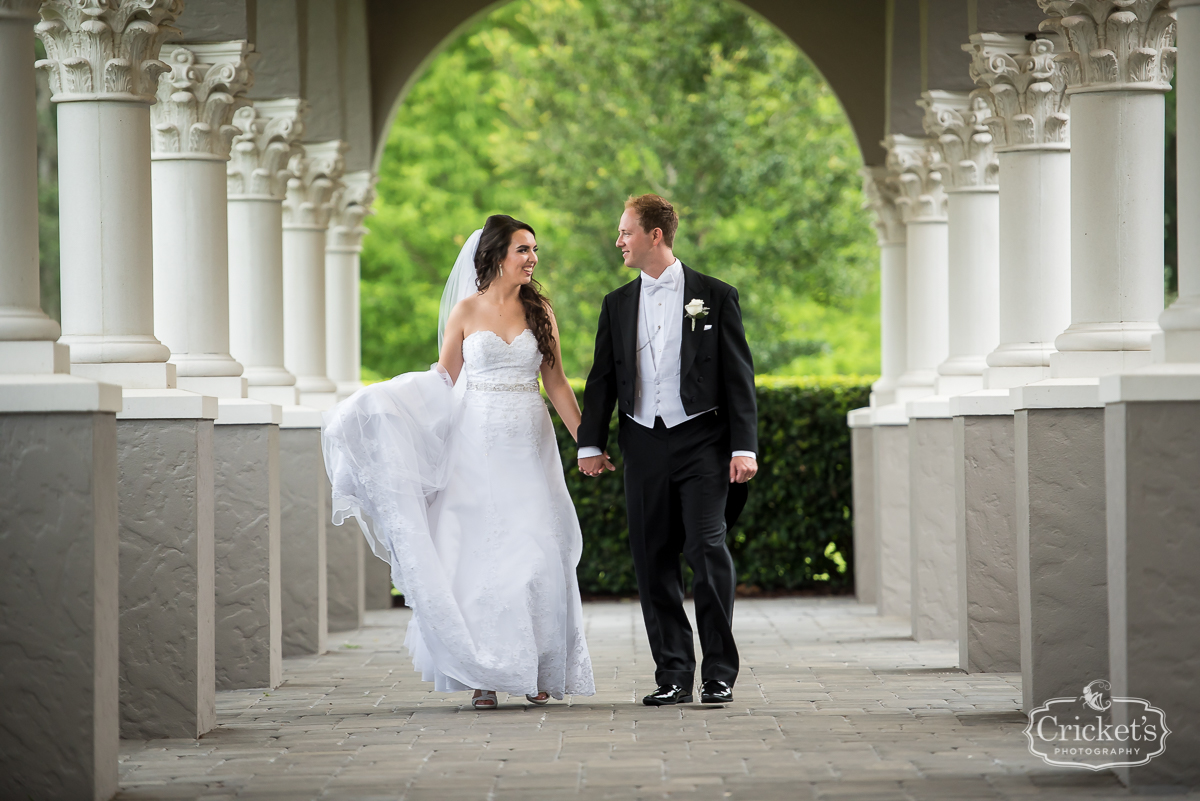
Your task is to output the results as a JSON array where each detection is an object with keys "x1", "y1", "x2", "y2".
[
  {"x1": 327, "y1": 508, "x2": 364, "y2": 633},
  {"x1": 906, "y1": 398, "x2": 958, "y2": 642},
  {"x1": 1012, "y1": 380, "x2": 1107, "y2": 714},
  {"x1": 871, "y1": 404, "x2": 911, "y2": 621},
  {"x1": 0, "y1": 380, "x2": 122, "y2": 800},
  {"x1": 847, "y1": 407, "x2": 876, "y2": 605},
  {"x1": 1101, "y1": 370, "x2": 1200, "y2": 789},
  {"x1": 280, "y1": 409, "x2": 327, "y2": 656},
  {"x1": 364, "y1": 545, "x2": 393, "y2": 609},
  {"x1": 214, "y1": 400, "x2": 282, "y2": 690},
  {"x1": 950, "y1": 391, "x2": 1019, "y2": 674},
  {"x1": 116, "y1": 391, "x2": 218, "y2": 740}
]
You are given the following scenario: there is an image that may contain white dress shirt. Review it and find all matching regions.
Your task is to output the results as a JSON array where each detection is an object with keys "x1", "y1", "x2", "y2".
[{"x1": 579, "y1": 259, "x2": 755, "y2": 461}]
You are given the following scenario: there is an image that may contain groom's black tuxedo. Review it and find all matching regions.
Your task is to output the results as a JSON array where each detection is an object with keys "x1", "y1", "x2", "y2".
[
  {"x1": 580, "y1": 263, "x2": 757, "y2": 691},
  {"x1": 577, "y1": 264, "x2": 758, "y2": 455}
]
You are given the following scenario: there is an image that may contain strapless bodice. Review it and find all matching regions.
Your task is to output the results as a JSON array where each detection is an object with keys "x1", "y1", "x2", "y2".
[{"x1": 462, "y1": 329, "x2": 543, "y2": 386}]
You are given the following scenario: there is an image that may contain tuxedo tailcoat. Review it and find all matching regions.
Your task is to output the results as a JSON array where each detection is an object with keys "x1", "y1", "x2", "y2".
[{"x1": 579, "y1": 263, "x2": 757, "y2": 689}]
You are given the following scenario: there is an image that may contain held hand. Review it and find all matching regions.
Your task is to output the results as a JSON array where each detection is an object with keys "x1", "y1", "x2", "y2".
[
  {"x1": 578, "y1": 452, "x2": 615, "y2": 478},
  {"x1": 730, "y1": 455, "x2": 757, "y2": 484}
]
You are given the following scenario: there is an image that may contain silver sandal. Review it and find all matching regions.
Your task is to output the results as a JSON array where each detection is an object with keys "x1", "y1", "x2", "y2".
[
  {"x1": 526, "y1": 692, "x2": 550, "y2": 705},
  {"x1": 471, "y1": 690, "x2": 498, "y2": 709}
]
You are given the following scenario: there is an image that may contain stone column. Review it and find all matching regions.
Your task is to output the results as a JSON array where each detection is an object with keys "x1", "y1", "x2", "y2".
[
  {"x1": 152, "y1": 43, "x2": 284, "y2": 691},
  {"x1": 848, "y1": 167, "x2": 907, "y2": 607},
  {"x1": 948, "y1": 34, "x2": 1074, "y2": 675},
  {"x1": 862, "y1": 167, "x2": 909, "y2": 408},
  {"x1": 970, "y1": 35, "x2": 1073, "y2": 392},
  {"x1": 283, "y1": 140, "x2": 345, "y2": 411},
  {"x1": 889, "y1": 135, "x2": 949, "y2": 403},
  {"x1": 0, "y1": 4, "x2": 120, "y2": 798},
  {"x1": 904, "y1": 91, "x2": 1002, "y2": 643},
  {"x1": 151, "y1": 43, "x2": 250, "y2": 397},
  {"x1": 227, "y1": 98, "x2": 306, "y2": 407},
  {"x1": 1098, "y1": 0, "x2": 1199, "y2": 787},
  {"x1": 37, "y1": 0, "x2": 220, "y2": 741},
  {"x1": 1007, "y1": 0, "x2": 1177, "y2": 714},
  {"x1": 326, "y1": 170, "x2": 375, "y2": 401}
]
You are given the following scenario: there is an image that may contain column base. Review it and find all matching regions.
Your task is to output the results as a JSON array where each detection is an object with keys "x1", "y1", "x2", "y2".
[
  {"x1": 908, "y1": 413, "x2": 958, "y2": 642},
  {"x1": 872, "y1": 416, "x2": 911, "y2": 621},
  {"x1": 848, "y1": 408, "x2": 876, "y2": 605},
  {"x1": 983, "y1": 363, "x2": 1051, "y2": 390},
  {"x1": 248, "y1": 384, "x2": 300, "y2": 406},
  {"x1": 280, "y1": 426, "x2": 327, "y2": 657},
  {"x1": 935, "y1": 373, "x2": 983, "y2": 397},
  {"x1": 0, "y1": 340, "x2": 70, "y2": 374},
  {"x1": 177, "y1": 375, "x2": 248, "y2": 399},
  {"x1": 0, "y1": 408, "x2": 119, "y2": 801},
  {"x1": 1049, "y1": 347, "x2": 1153, "y2": 379},
  {"x1": 1013, "y1": 382, "x2": 1107, "y2": 713},
  {"x1": 117, "y1": 411, "x2": 216, "y2": 739},
  {"x1": 953, "y1": 412, "x2": 1019, "y2": 673},
  {"x1": 72, "y1": 361, "x2": 177, "y2": 390},
  {"x1": 299, "y1": 390, "x2": 338, "y2": 411},
  {"x1": 336, "y1": 380, "x2": 363, "y2": 401},
  {"x1": 1106, "y1": 397, "x2": 1200, "y2": 789},
  {"x1": 213, "y1": 420, "x2": 282, "y2": 691}
]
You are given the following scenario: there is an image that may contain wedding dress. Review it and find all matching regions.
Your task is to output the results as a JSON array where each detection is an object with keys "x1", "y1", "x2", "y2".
[{"x1": 322, "y1": 327, "x2": 595, "y2": 699}]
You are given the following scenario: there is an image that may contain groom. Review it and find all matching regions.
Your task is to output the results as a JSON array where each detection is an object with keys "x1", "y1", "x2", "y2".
[{"x1": 578, "y1": 194, "x2": 758, "y2": 706}]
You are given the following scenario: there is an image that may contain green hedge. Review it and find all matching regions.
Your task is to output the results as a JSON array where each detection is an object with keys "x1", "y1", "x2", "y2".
[{"x1": 550, "y1": 375, "x2": 874, "y2": 595}]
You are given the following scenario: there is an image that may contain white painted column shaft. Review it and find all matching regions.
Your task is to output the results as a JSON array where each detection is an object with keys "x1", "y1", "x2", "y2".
[
  {"x1": 940, "y1": 189, "x2": 999, "y2": 394},
  {"x1": 153, "y1": 158, "x2": 243, "y2": 385},
  {"x1": 878, "y1": 242, "x2": 908, "y2": 403},
  {"x1": 988, "y1": 149, "x2": 1072, "y2": 387},
  {"x1": 900, "y1": 220, "x2": 949, "y2": 397},
  {"x1": 325, "y1": 244, "x2": 362, "y2": 398},
  {"x1": 0, "y1": 12, "x2": 58, "y2": 346},
  {"x1": 1052, "y1": 91, "x2": 1165, "y2": 377}
]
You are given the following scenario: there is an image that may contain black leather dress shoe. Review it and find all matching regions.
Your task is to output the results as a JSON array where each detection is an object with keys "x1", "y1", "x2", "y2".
[
  {"x1": 700, "y1": 680, "x2": 733, "y2": 704},
  {"x1": 642, "y1": 684, "x2": 693, "y2": 706}
]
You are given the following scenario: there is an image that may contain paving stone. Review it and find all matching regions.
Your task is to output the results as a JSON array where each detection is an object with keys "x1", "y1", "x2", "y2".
[{"x1": 113, "y1": 598, "x2": 1200, "y2": 800}]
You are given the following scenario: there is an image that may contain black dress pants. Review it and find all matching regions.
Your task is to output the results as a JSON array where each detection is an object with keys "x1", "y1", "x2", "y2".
[{"x1": 619, "y1": 412, "x2": 739, "y2": 688}]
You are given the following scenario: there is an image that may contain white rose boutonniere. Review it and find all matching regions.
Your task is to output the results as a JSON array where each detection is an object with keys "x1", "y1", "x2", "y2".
[{"x1": 684, "y1": 298, "x2": 710, "y2": 331}]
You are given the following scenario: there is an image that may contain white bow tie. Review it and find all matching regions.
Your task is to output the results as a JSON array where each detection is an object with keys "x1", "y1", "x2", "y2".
[{"x1": 643, "y1": 271, "x2": 678, "y2": 297}]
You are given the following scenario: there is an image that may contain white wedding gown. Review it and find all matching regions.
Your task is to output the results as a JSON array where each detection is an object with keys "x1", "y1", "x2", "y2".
[{"x1": 322, "y1": 329, "x2": 595, "y2": 698}]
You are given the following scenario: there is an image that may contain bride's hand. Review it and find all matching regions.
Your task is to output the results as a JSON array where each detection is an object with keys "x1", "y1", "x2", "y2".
[{"x1": 578, "y1": 452, "x2": 615, "y2": 477}]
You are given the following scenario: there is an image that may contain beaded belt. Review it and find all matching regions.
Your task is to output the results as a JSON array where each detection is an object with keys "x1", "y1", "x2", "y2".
[{"x1": 466, "y1": 379, "x2": 540, "y2": 393}]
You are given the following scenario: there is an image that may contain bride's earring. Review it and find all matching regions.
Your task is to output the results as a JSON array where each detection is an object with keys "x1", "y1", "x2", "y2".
[{"x1": 499, "y1": 265, "x2": 504, "y2": 277}]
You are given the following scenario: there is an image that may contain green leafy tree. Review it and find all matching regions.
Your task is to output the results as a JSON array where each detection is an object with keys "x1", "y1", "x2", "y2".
[{"x1": 361, "y1": 0, "x2": 880, "y2": 380}]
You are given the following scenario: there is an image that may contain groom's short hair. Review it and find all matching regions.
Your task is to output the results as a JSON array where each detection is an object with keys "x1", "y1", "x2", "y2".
[{"x1": 625, "y1": 194, "x2": 678, "y2": 247}]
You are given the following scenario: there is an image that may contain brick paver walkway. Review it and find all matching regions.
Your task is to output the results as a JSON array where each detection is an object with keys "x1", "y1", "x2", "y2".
[{"x1": 117, "y1": 598, "x2": 1195, "y2": 800}]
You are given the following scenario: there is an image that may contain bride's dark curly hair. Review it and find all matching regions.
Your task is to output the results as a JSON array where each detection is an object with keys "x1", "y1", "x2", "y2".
[{"x1": 474, "y1": 214, "x2": 557, "y2": 367}]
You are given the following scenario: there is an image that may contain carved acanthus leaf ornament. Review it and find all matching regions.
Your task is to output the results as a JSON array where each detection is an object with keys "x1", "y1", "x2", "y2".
[
  {"x1": 283, "y1": 140, "x2": 347, "y2": 230},
  {"x1": 885, "y1": 135, "x2": 947, "y2": 223},
  {"x1": 152, "y1": 44, "x2": 253, "y2": 159},
  {"x1": 226, "y1": 100, "x2": 306, "y2": 200},
  {"x1": 920, "y1": 91, "x2": 998, "y2": 189},
  {"x1": 967, "y1": 35, "x2": 1071, "y2": 150},
  {"x1": 1039, "y1": 0, "x2": 1176, "y2": 91},
  {"x1": 861, "y1": 166, "x2": 905, "y2": 247},
  {"x1": 36, "y1": 0, "x2": 182, "y2": 103},
  {"x1": 328, "y1": 171, "x2": 378, "y2": 251}
]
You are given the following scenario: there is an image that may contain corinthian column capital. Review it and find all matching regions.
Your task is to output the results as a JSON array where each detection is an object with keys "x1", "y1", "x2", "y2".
[
  {"x1": 0, "y1": 1, "x2": 40, "y2": 19},
  {"x1": 35, "y1": 0, "x2": 182, "y2": 103},
  {"x1": 884, "y1": 134, "x2": 947, "y2": 223},
  {"x1": 328, "y1": 170, "x2": 376, "y2": 251},
  {"x1": 967, "y1": 33, "x2": 1071, "y2": 151},
  {"x1": 919, "y1": 90, "x2": 998, "y2": 191},
  {"x1": 1039, "y1": 0, "x2": 1176, "y2": 92},
  {"x1": 283, "y1": 140, "x2": 347, "y2": 230},
  {"x1": 227, "y1": 98, "x2": 306, "y2": 200},
  {"x1": 861, "y1": 166, "x2": 905, "y2": 246},
  {"x1": 152, "y1": 42, "x2": 254, "y2": 160}
]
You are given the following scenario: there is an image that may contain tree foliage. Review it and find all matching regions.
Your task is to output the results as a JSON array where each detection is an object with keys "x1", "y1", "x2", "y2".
[{"x1": 361, "y1": 0, "x2": 880, "y2": 379}]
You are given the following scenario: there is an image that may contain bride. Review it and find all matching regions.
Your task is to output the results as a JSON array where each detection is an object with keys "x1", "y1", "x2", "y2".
[{"x1": 322, "y1": 214, "x2": 596, "y2": 709}]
